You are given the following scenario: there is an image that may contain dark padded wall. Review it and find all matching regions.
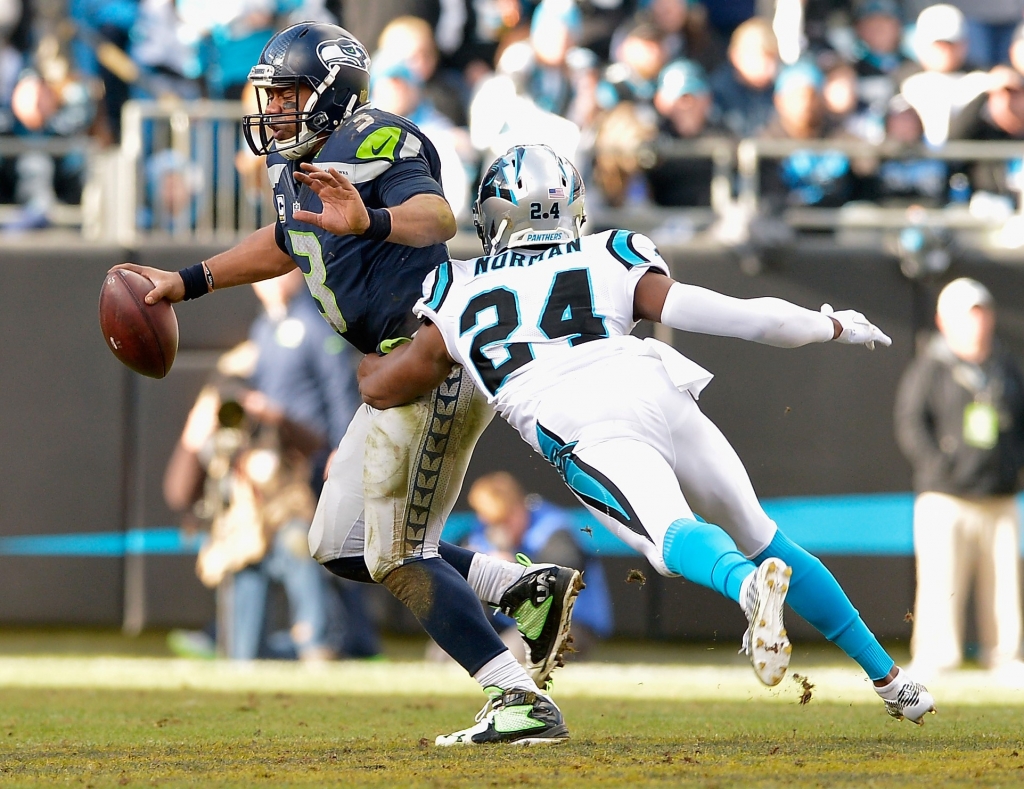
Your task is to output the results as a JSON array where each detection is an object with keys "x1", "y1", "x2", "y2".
[
  {"x1": 665, "y1": 246, "x2": 918, "y2": 497},
  {"x1": 0, "y1": 241, "x2": 126, "y2": 623},
  {"x1": 120, "y1": 268, "x2": 262, "y2": 631},
  {"x1": 1, "y1": 239, "x2": 1021, "y2": 637}
]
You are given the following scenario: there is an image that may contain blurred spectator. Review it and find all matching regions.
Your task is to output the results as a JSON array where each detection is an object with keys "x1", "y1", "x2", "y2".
[
  {"x1": 946, "y1": 0, "x2": 1024, "y2": 69},
  {"x1": 900, "y1": 4, "x2": 993, "y2": 148},
  {"x1": 465, "y1": 472, "x2": 613, "y2": 659},
  {"x1": 646, "y1": 58, "x2": 731, "y2": 207},
  {"x1": 760, "y1": 60, "x2": 855, "y2": 209},
  {"x1": 432, "y1": 0, "x2": 521, "y2": 78},
  {"x1": 139, "y1": 149, "x2": 204, "y2": 233},
  {"x1": 596, "y1": 21, "x2": 666, "y2": 110},
  {"x1": 1010, "y1": 21, "x2": 1024, "y2": 76},
  {"x1": 592, "y1": 101, "x2": 657, "y2": 207},
  {"x1": 623, "y1": 0, "x2": 724, "y2": 72},
  {"x1": 469, "y1": 0, "x2": 597, "y2": 164},
  {"x1": 69, "y1": 0, "x2": 136, "y2": 139},
  {"x1": 371, "y1": 53, "x2": 472, "y2": 221},
  {"x1": 177, "y1": 0, "x2": 281, "y2": 99},
  {"x1": 575, "y1": 0, "x2": 634, "y2": 62},
  {"x1": 828, "y1": 0, "x2": 913, "y2": 144},
  {"x1": 338, "y1": 0, "x2": 439, "y2": 54},
  {"x1": 848, "y1": 0, "x2": 909, "y2": 77},
  {"x1": 822, "y1": 60, "x2": 859, "y2": 128},
  {"x1": 864, "y1": 96, "x2": 948, "y2": 206},
  {"x1": 164, "y1": 270, "x2": 371, "y2": 661},
  {"x1": 504, "y1": 0, "x2": 597, "y2": 122},
  {"x1": 894, "y1": 278, "x2": 1024, "y2": 681},
  {"x1": 130, "y1": 0, "x2": 201, "y2": 101},
  {"x1": 710, "y1": 17, "x2": 779, "y2": 138},
  {"x1": 377, "y1": 15, "x2": 468, "y2": 127},
  {"x1": 4, "y1": 39, "x2": 95, "y2": 230},
  {"x1": 956, "y1": 67, "x2": 1024, "y2": 211},
  {"x1": 639, "y1": 0, "x2": 689, "y2": 62}
]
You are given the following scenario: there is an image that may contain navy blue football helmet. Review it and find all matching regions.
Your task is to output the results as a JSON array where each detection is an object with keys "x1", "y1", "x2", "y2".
[{"x1": 242, "y1": 22, "x2": 371, "y2": 160}]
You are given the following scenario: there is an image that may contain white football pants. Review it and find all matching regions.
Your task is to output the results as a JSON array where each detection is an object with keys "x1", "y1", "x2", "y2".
[
  {"x1": 308, "y1": 365, "x2": 493, "y2": 581},
  {"x1": 525, "y1": 352, "x2": 778, "y2": 575}
]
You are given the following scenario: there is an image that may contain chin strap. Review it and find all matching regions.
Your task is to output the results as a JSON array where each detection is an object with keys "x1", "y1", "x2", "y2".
[{"x1": 305, "y1": 64, "x2": 341, "y2": 116}]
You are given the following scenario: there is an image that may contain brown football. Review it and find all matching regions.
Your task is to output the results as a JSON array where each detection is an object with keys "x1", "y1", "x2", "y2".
[{"x1": 99, "y1": 269, "x2": 178, "y2": 378}]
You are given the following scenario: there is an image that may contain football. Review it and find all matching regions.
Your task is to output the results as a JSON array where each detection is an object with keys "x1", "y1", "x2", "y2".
[{"x1": 98, "y1": 269, "x2": 178, "y2": 379}]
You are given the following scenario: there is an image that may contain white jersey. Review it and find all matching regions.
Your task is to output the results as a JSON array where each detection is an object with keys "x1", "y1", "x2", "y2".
[{"x1": 413, "y1": 230, "x2": 713, "y2": 448}]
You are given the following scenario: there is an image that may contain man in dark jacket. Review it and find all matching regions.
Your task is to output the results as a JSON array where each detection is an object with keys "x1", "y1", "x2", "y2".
[{"x1": 894, "y1": 277, "x2": 1024, "y2": 680}]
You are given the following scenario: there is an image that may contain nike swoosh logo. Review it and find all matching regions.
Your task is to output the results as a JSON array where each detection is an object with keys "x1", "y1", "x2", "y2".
[{"x1": 370, "y1": 138, "x2": 390, "y2": 156}]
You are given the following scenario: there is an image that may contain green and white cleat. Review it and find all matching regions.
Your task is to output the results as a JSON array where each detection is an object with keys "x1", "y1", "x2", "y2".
[
  {"x1": 741, "y1": 557, "x2": 792, "y2": 687},
  {"x1": 498, "y1": 556, "x2": 584, "y2": 687},
  {"x1": 434, "y1": 687, "x2": 570, "y2": 746}
]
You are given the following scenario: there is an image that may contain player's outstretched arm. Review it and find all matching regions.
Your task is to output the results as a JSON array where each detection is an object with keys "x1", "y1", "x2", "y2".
[
  {"x1": 111, "y1": 225, "x2": 296, "y2": 304},
  {"x1": 358, "y1": 323, "x2": 455, "y2": 409},
  {"x1": 633, "y1": 271, "x2": 891, "y2": 349},
  {"x1": 290, "y1": 161, "x2": 454, "y2": 245},
  {"x1": 293, "y1": 164, "x2": 456, "y2": 246}
]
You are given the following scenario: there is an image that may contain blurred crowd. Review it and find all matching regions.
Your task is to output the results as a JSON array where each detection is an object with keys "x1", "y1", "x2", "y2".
[{"x1": 4, "y1": 0, "x2": 1024, "y2": 228}]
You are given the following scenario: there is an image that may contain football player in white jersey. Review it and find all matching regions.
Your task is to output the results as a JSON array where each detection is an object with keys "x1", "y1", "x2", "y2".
[{"x1": 350, "y1": 143, "x2": 937, "y2": 727}]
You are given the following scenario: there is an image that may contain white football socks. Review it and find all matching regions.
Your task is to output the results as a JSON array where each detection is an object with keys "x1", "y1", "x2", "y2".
[
  {"x1": 474, "y1": 651, "x2": 541, "y2": 694},
  {"x1": 467, "y1": 553, "x2": 527, "y2": 606},
  {"x1": 873, "y1": 668, "x2": 904, "y2": 699}
]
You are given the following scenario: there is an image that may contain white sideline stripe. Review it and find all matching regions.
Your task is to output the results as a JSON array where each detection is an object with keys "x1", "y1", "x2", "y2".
[{"x1": 0, "y1": 658, "x2": 1019, "y2": 705}]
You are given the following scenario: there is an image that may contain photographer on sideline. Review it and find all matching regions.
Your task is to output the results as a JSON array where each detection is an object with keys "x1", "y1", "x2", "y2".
[{"x1": 164, "y1": 269, "x2": 367, "y2": 661}]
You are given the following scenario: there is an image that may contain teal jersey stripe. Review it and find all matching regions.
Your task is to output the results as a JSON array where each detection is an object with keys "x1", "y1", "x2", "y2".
[
  {"x1": 607, "y1": 230, "x2": 648, "y2": 268},
  {"x1": 425, "y1": 261, "x2": 453, "y2": 311}
]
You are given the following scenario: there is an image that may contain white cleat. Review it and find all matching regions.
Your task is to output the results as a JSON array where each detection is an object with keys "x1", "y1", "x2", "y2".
[
  {"x1": 741, "y1": 558, "x2": 792, "y2": 687},
  {"x1": 875, "y1": 668, "x2": 937, "y2": 725}
]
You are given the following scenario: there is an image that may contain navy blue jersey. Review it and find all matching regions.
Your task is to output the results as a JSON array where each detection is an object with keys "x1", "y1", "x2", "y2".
[{"x1": 268, "y1": 107, "x2": 449, "y2": 355}]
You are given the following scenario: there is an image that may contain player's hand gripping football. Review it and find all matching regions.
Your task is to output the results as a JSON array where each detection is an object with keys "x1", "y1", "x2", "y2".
[
  {"x1": 821, "y1": 303, "x2": 892, "y2": 350},
  {"x1": 292, "y1": 163, "x2": 371, "y2": 236},
  {"x1": 108, "y1": 263, "x2": 185, "y2": 304}
]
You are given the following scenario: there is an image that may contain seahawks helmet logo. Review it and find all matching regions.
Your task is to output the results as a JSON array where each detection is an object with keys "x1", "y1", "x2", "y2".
[{"x1": 317, "y1": 37, "x2": 370, "y2": 73}]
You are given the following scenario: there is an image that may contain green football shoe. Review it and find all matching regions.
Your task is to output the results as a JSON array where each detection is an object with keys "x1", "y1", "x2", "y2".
[
  {"x1": 434, "y1": 687, "x2": 569, "y2": 746},
  {"x1": 498, "y1": 557, "x2": 584, "y2": 687}
]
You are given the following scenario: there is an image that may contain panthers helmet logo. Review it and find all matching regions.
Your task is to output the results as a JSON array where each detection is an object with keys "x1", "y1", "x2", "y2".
[{"x1": 317, "y1": 37, "x2": 370, "y2": 73}]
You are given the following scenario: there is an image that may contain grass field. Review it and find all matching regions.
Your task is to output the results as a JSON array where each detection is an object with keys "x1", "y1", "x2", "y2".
[{"x1": 1, "y1": 635, "x2": 1023, "y2": 787}]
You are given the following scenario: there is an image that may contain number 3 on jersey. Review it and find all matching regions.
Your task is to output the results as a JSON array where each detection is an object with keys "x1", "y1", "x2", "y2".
[
  {"x1": 288, "y1": 230, "x2": 348, "y2": 335},
  {"x1": 459, "y1": 268, "x2": 608, "y2": 394}
]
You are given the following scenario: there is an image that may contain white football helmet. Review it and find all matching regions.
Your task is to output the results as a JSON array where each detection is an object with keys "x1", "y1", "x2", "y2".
[{"x1": 474, "y1": 144, "x2": 586, "y2": 255}]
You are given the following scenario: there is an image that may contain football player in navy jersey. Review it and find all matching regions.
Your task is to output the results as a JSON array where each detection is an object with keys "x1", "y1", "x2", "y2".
[{"x1": 114, "y1": 22, "x2": 581, "y2": 746}]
